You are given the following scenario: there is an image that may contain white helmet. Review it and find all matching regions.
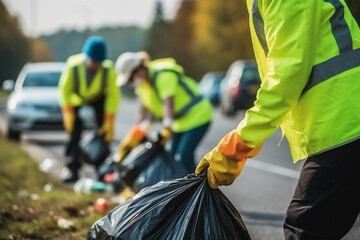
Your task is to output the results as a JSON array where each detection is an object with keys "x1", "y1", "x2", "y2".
[{"x1": 115, "y1": 52, "x2": 143, "y2": 86}]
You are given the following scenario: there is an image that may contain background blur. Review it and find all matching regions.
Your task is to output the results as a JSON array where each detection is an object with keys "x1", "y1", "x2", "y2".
[{"x1": 1, "y1": 0, "x2": 360, "y2": 83}]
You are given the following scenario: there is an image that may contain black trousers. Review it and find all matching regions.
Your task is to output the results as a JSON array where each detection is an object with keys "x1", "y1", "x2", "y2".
[
  {"x1": 65, "y1": 96, "x2": 104, "y2": 172},
  {"x1": 284, "y1": 138, "x2": 360, "y2": 240}
]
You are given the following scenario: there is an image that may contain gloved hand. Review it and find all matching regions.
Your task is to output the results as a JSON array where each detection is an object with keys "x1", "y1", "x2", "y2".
[
  {"x1": 159, "y1": 126, "x2": 172, "y2": 146},
  {"x1": 113, "y1": 126, "x2": 146, "y2": 164},
  {"x1": 195, "y1": 130, "x2": 262, "y2": 189},
  {"x1": 62, "y1": 105, "x2": 75, "y2": 133},
  {"x1": 98, "y1": 113, "x2": 115, "y2": 142}
]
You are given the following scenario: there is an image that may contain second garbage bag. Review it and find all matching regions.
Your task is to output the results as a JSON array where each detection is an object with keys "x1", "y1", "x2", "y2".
[
  {"x1": 118, "y1": 135, "x2": 188, "y2": 193},
  {"x1": 79, "y1": 131, "x2": 111, "y2": 168},
  {"x1": 87, "y1": 172, "x2": 252, "y2": 240}
]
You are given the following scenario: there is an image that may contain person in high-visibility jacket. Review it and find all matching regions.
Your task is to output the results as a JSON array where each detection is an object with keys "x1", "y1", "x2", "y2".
[
  {"x1": 115, "y1": 52, "x2": 213, "y2": 174},
  {"x1": 59, "y1": 36, "x2": 120, "y2": 183},
  {"x1": 195, "y1": 1, "x2": 360, "y2": 239}
]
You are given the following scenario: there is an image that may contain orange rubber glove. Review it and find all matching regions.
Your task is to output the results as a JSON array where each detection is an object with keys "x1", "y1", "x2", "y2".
[
  {"x1": 113, "y1": 126, "x2": 147, "y2": 164},
  {"x1": 98, "y1": 113, "x2": 116, "y2": 142},
  {"x1": 195, "y1": 130, "x2": 262, "y2": 189},
  {"x1": 62, "y1": 105, "x2": 75, "y2": 133}
]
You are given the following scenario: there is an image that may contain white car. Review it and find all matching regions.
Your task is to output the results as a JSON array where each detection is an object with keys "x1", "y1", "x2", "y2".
[{"x1": 3, "y1": 62, "x2": 95, "y2": 140}]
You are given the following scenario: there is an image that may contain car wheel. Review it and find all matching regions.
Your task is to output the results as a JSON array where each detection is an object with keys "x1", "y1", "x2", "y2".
[{"x1": 7, "y1": 126, "x2": 21, "y2": 141}]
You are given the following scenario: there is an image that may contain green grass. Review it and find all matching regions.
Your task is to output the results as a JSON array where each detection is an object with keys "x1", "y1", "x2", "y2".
[
  {"x1": 0, "y1": 133, "x2": 118, "y2": 239},
  {"x1": 0, "y1": 90, "x2": 9, "y2": 100}
]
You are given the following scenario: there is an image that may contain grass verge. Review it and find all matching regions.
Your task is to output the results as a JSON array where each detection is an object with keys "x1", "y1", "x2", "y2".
[
  {"x1": 0, "y1": 133, "x2": 118, "y2": 240},
  {"x1": 0, "y1": 90, "x2": 9, "y2": 100}
]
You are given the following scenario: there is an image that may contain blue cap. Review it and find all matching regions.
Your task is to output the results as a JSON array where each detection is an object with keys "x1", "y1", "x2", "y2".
[{"x1": 82, "y1": 36, "x2": 107, "y2": 62}]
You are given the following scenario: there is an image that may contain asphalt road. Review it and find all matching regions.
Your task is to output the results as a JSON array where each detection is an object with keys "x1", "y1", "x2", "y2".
[{"x1": 0, "y1": 97, "x2": 359, "y2": 239}]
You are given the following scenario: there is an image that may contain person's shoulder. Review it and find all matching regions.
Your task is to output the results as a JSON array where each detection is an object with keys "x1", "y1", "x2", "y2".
[
  {"x1": 66, "y1": 53, "x2": 86, "y2": 67},
  {"x1": 102, "y1": 59, "x2": 114, "y2": 69},
  {"x1": 150, "y1": 58, "x2": 185, "y2": 76},
  {"x1": 150, "y1": 58, "x2": 176, "y2": 69}
]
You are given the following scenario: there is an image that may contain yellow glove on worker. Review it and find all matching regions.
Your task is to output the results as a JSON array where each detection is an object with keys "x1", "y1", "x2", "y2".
[
  {"x1": 195, "y1": 130, "x2": 262, "y2": 189},
  {"x1": 62, "y1": 105, "x2": 75, "y2": 133},
  {"x1": 98, "y1": 113, "x2": 116, "y2": 142},
  {"x1": 113, "y1": 126, "x2": 147, "y2": 164},
  {"x1": 159, "y1": 126, "x2": 172, "y2": 146}
]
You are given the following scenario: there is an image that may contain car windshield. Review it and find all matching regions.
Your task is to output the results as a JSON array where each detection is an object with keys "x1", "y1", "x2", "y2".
[
  {"x1": 200, "y1": 73, "x2": 225, "y2": 90},
  {"x1": 22, "y1": 72, "x2": 62, "y2": 87},
  {"x1": 241, "y1": 67, "x2": 260, "y2": 83}
]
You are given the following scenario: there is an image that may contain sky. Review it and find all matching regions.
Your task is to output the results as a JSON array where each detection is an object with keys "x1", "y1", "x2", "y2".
[{"x1": 3, "y1": 0, "x2": 182, "y2": 37}]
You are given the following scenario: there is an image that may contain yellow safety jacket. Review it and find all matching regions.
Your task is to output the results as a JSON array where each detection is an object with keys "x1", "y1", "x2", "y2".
[
  {"x1": 238, "y1": 0, "x2": 360, "y2": 162},
  {"x1": 58, "y1": 53, "x2": 120, "y2": 114},
  {"x1": 135, "y1": 58, "x2": 213, "y2": 133}
]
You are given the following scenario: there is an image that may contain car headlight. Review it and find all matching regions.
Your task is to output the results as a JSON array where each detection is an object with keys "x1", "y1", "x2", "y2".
[
  {"x1": 8, "y1": 100, "x2": 32, "y2": 110},
  {"x1": 7, "y1": 99, "x2": 17, "y2": 110}
]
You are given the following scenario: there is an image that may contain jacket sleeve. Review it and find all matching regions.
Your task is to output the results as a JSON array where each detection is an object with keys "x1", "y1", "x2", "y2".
[
  {"x1": 104, "y1": 65, "x2": 121, "y2": 114},
  {"x1": 58, "y1": 61, "x2": 74, "y2": 107},
  {"x1": 237, "y1": 0, "x2": 321, "y2": 147}
]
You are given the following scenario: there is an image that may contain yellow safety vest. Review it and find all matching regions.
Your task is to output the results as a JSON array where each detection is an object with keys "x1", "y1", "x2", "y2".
[
  {"x1": 136, "y1": 58, "x2": 213, "y2": 133},
  {"x1": 58, "y1": 53, "x2": 120, "y2": 114},
  {"x1": 238, "y1": 0, "x2": 360, "y2": 162}
]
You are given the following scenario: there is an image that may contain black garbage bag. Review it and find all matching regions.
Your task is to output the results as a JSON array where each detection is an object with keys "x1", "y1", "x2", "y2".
[
  {"x1": 118, "y1": 135, "x2": 188, "y2": 193},
  {"x1": 118, "y1": 138, "x2": 162, "y2": 188},
  {"x1": 98, "y1": 137, "x2": 149, "y2": 181},
  {"x1": 97, "y1": 152, "x2": 119, "y2": 180},
  {"x1": 87, "y1": 172, "x2": 251, "y2": 240},
  {"x1": 79, "y1": 132, "x2": 111, "y2": 168},
  {"x1": 132, "y1": 149, "x2": 187, "y2": 193}
]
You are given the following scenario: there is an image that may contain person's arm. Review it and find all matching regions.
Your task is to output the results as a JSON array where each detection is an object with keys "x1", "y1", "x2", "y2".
[
  {"x1": 162, "y1": 96, "x2": 174, "y2": 127},
  {"x1": 98, "y1": 64, "x2": 121, "y2": 142},
  {"x1": 155, "y1": 71, "x2": 178, "y2": 145},
  {"x1": 136, "y1": 103, "x2": 150, "y2": 124},
  {"x1": 238, "y1": 0, "x2": 321, "y2": 147},
  {"x1": 58, "y1": 62, "x2": 75, "y2": 133},
  {"x1": 58, "y1": 62, "x2": 74, "y2": 108},
  {"x1": 196, "y1": 0, "x2": 321, "y2": 188}
]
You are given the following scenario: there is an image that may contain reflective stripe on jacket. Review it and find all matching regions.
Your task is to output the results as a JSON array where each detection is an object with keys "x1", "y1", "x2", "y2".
[
  {"x1": 136, "y1": 58, "x2": 213, "y2": 133},
  {"x1": 238, "y1": 0, "x2": 360, "y2": 162},
  {"x1": 58, "y1": 53, "x2": 120, "y2": 114}
]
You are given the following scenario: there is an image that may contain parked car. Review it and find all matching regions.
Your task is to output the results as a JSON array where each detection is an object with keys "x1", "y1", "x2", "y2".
[
  {"x1": 199, "y1": 71, "x2": 226, "y2": 106},
  {"x1": 220, "y1": 60, "x2": 261, "y2": 115},
  {"x1": 2, "y1": 62, "x2": 95, "y2": 140}
]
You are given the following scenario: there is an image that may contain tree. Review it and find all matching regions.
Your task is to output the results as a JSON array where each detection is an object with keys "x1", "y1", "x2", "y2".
[
  {"x1": 0, "y1": 0, "x2": 31, "y2": 83},
  {"x1": 41, "y1": 26, "x2": 146, "y2": 62},
  {"x1": 31, "y1": 38, "x2": 54, "y2": 62},
  {"x1": 166, "y1": 0, "x2": 198, "y2": 79},
  {"x1": 191, "y1": 0, "x2": 253, "y2": 77},
  {"x1": 144, "y1": 0, "x2": 171, "y2": 59}
]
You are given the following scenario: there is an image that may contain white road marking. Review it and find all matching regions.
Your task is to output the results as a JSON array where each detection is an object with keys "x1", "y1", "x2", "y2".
[
  {"x1": 197, "y1": 146, "x2": 300, "y2": 179},
  {"x1": 246, "y1": 158, "x2": 300, "y2": 179}
]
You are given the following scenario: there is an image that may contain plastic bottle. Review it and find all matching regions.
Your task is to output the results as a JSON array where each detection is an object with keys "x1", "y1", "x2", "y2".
[{"x1": 73, "y1": 178, "x2": 113, "y2": 194}]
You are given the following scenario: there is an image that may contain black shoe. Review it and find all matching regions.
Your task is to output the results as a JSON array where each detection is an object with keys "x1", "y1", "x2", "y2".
[{"x1": 60, "y1": 168, "x2": 79, "y2": 183}]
